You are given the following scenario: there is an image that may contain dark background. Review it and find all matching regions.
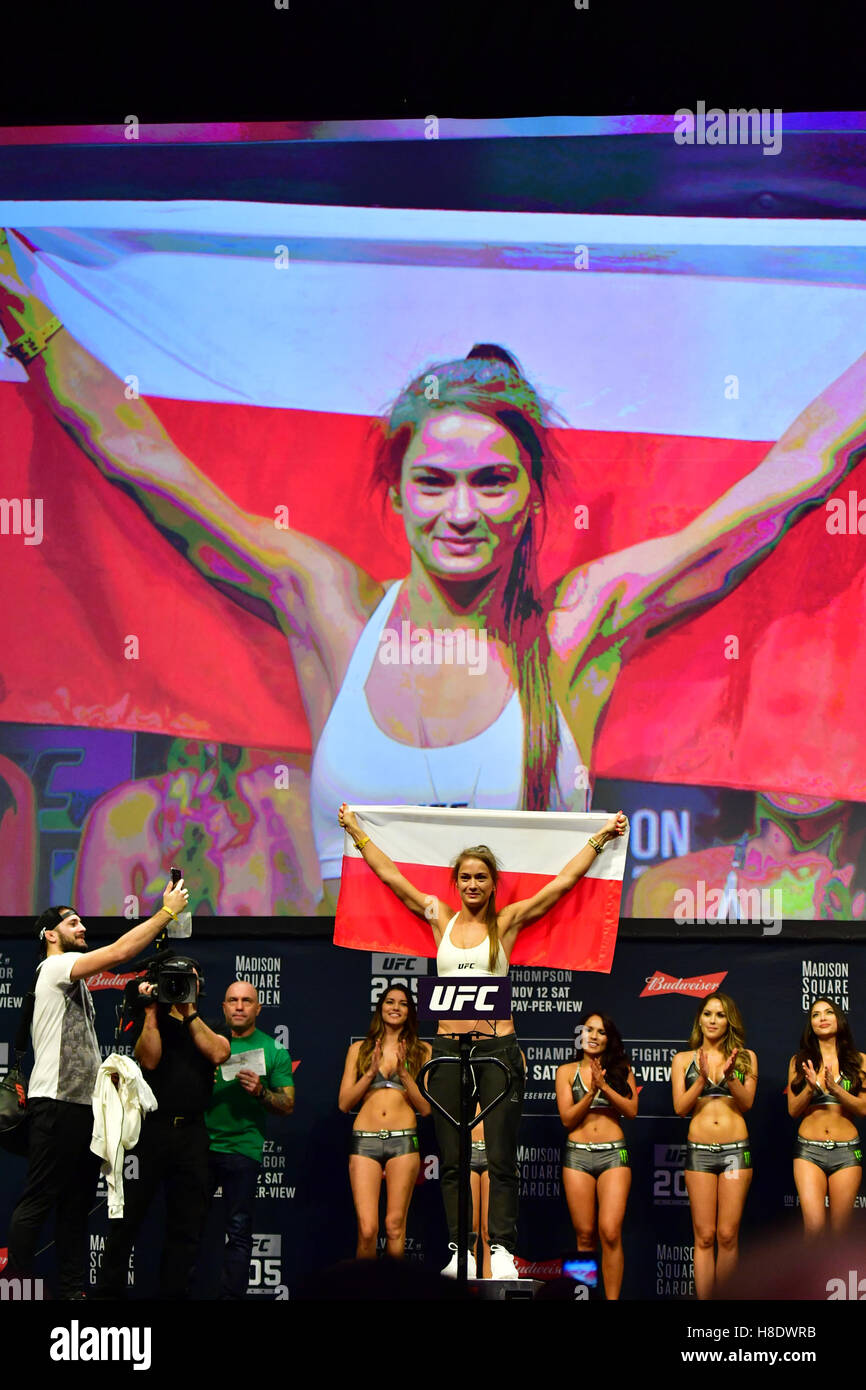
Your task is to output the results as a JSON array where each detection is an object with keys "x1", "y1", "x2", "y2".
[{"x1": 2, "y1": 0, "x2": 865, "y2": 126}]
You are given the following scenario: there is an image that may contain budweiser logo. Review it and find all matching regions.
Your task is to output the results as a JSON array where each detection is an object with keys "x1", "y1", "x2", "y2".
[
  {"x1": 0, "y1": 1250, "x2": 7, "y2": 1273},
  {"x1": 640, "y1": 970, "x2": 727, "y2": 999},
  {"x1": 87, "y1": 971, "x2": 137, "y2": 992},
  {"x1": 513, "y1": 1256, "x2": 563, "y2": 1282}
]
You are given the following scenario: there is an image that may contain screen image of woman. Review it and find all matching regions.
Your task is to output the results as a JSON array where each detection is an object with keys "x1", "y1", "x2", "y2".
[{"x1": 3, "y1": 224, "x2": 865, "y2": 915}]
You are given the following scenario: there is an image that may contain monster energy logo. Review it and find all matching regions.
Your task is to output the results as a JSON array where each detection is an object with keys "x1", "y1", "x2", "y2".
[
  {"x1": 619, "y1": 1149, "x2": 628, "y2": 1164},
  {"x1": 743, "y1": 1150, "x2": 751, "y2": 1167}
]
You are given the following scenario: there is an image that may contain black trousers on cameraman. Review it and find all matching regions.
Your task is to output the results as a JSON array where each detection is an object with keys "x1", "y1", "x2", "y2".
[
  {"x1": 96, "y1": 1114, "x2": 210, "y2": 1300},
  {"x1": 7, "y1": 1098, "x2": 101, "y2": 1298}
]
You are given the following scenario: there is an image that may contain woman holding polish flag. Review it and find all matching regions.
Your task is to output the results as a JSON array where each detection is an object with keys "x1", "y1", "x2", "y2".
[{"x1": 337, "y1": 801, "x2": 627, "y2": 1280}]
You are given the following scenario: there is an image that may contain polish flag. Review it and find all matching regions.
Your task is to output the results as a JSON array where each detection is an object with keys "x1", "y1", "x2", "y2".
[{"x1": 333, "y1": 806, "x2": 628, "y2": 971}]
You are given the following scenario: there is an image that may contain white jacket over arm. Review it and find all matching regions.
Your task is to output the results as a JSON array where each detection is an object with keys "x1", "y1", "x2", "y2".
[{"x1": 91, "y1": 1053, "x2": 158, "y2": 1218}]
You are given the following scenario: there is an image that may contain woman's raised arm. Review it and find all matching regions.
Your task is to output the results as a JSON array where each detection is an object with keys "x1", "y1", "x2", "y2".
[
  {"x1": 498, "y1": 811, "x2": 627, "y2": 944},
  {"x1": 0, "y1": 229, "x2": 378, "y2": 641},
  {"x1": 555, "y1": 348, "x2": 866, "y2": 660},
  {"x1": 337, "y1": 805, "x2": 449, "y2": 943}
]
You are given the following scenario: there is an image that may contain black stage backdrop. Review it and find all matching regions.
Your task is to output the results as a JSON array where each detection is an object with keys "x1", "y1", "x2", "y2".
[{"x1": 0, "y1": 935, "x2": 862, "y2": 1300}]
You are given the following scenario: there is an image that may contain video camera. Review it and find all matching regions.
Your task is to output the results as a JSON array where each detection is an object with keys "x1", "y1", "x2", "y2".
[
  {"x1": 115, "y1": 948, "x2": 206, "y2": 1042},
  {"x1": 143, "y1": 951, "x2": 204, "y2": 1005}
]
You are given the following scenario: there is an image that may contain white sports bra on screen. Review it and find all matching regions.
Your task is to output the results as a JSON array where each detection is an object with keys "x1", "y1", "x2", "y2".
[{"x1": 310, "y1": 582, "x2": 588, "y2": 879}]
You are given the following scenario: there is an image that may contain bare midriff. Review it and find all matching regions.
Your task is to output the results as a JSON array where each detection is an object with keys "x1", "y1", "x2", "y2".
[
  {"x1": 353, "y1": 1084, "x2": 417, "y2": 1133},
  {"x1": 797, "y1": 1097, "x2": 859, "y2": 1144},
  {"x1": 688, "y1": 1095, "x2": 749, "y2": 1144},
  {"x1": 567, "y1": 1068, "x2": 625, "y2": 1143}
]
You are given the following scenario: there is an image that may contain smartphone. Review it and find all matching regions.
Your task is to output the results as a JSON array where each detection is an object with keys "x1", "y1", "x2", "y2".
[
  {"x1": 170, "y1": 866, "x2": 182, "y2": 886},
  {"x1": 562, "y1": 1256, "x2": 598, "y2": 1288}
]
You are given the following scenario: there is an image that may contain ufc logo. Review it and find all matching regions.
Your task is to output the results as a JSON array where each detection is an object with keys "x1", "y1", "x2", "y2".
[
  {"x1": 429, "y1": 984, "x2": 497, "y2": 1013},
  {"x1": 654, "y1": 1144, "x2": 686, "y2": 1166},
  {"x1": 251, "y1": 1234, "x2": 281, "y2": 1257}
]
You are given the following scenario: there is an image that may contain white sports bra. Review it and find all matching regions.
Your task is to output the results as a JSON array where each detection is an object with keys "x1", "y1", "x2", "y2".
[
  {"x1": 436, "y1": 913, "x2": 509, "y2": 977},
  {"x1": 311, "y1": 583, "x2": 588, "y2": 878}
]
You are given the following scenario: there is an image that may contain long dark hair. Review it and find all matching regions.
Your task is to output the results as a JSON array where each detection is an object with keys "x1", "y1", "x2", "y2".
[
  {"x1": 450, "y1": 845, "x2": 501, "y2": 973},
  {"x1": 574, "y1": 1009, "x2": 633, "y2": 1098},
  {"x1": 370, "y1": 343, "x2": 564, "y2": 811},
  {"x1": 791, "y1": 997, "x2": 863, "y2": 1095},
  {"x1": 356, "y1": 984, "x2": 426, "y2": 1080}
]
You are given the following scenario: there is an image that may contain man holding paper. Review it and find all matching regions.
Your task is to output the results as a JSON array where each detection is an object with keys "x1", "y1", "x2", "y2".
[{"x1": 205, "y1": 981, "x2": 295, "y2": 1299}]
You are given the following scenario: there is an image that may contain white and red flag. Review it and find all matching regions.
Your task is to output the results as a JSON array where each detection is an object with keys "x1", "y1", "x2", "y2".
[{"x1": 334, "y1": 806, "x2": 629, "y2": 972}]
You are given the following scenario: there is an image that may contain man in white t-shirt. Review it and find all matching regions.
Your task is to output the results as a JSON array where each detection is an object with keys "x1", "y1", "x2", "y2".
[{"x1": 6, "y1": 877, "x2": 189, "y2": 1300}]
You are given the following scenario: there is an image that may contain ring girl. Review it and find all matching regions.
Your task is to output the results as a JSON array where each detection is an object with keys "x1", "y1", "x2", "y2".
[
  {"x1": 338, "y1": 984, "x2": 432, "y2": 1258},
  {"x1": 671, "y1": 993, "x2": 757, "y2": 1299}
]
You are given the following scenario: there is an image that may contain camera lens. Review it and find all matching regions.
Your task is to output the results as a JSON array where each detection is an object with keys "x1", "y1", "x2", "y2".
[{"x1": 162, "y1": 974, "x2": 186, "y2": 1000}]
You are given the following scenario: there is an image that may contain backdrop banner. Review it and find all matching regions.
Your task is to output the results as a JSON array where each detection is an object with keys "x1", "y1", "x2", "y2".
[{"x1": 0, "y1": 934, "x2": 862, "y2": 1299}]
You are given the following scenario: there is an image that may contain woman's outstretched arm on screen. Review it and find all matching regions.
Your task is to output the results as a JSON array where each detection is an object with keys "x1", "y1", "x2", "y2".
[
  {"x1": 556, "y1": 347, "x2": 866, "y2": 653},
  {"x1": 0, "y1": 229, "x2": 379, "y2": 639}
]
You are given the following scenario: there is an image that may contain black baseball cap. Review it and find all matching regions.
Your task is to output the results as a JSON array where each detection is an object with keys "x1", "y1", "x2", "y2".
[{"x1": 34, "y1": 906, "x2": 76, "y2": 940}]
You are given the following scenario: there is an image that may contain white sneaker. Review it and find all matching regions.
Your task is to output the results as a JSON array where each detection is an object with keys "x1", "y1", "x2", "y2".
[
  {"x1": 441, "y1": 1243, "x2": 475, "y2": 1278},
  {"x1": 489, "y1": 1245, "x2": 520, "y2": 1280}
]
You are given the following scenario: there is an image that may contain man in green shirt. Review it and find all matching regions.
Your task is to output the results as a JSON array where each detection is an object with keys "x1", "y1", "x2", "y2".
[{"x1": 205, "y1": 980, "x2": 295, "y2": 1299}]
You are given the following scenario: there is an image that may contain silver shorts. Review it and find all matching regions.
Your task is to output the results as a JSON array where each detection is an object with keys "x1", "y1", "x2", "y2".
[
  {"x1": 350, "y1": 1128, "x2": 419, "y2": 1166},
  {"x1": 563, "y1": 1140, "x2": 630, "y2": 1176},
  {"x1": 794, "y1": 1136, "x2": 862, "y2": 1174},
  {"x1": 470, "y1": 1140, "x2": 488, "y2": 1174},
  {"x1": 685, "y1": 1139, "x2": 751, "y2": 1174}
]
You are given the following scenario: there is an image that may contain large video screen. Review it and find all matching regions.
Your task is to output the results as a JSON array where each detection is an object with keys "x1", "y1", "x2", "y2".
[{"x1": 1, "y1": 198, "x2": 864, "y2": 919}]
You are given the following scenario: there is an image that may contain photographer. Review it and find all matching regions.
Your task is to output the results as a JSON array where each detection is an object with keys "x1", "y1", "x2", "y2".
[
  {"x1": 96, "y1": 956, "x2": 229, "y2": 1300},
  {"x1": 6, "y1": 879, "x2": 189, "y2": 1301}
]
